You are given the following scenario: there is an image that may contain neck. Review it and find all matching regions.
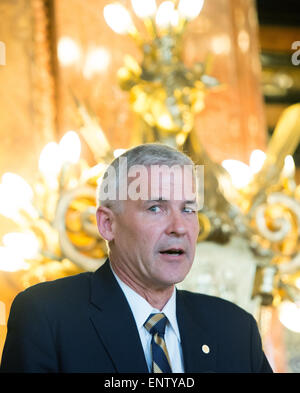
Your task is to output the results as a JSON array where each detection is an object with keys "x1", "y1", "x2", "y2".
[{"x1": 110, "y1": 259, "x2": 174, "y2": 311}]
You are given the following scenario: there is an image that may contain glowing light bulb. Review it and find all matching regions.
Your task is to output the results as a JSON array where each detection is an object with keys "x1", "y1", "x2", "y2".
[
  {"x1": 249, "y1": 149, "x2": 266, "y2": 175},
  {"x1": 0, "y1": 173, "x2": 36, "y2": 221},
  {"x1": 238, "y1": 30, "x2": 250, "y2": 53},
  {"x1": 279, "y1": 300, "x2": 300, "y2": 333},
  {"x1": 282, "y1": 155, "x2": 295, "y2": 178},
  {"x1": 0, "y1": 246, "x2": 29, "y2": 272},
  {"x1": 211, "y1": 34, "x2": 231, "y2": 55},
  {"x1": 83, "y1": 47, "x2": 111, "y2": 79},
  {"x1": 104, "y1": 3, "x2": 134, "y2": 35},
  {"x1": 113, "y1": 149, "x2": 127, "y2": 158},
  {"x1": 155, "y1": 1, "x2": 175, "y2": 28},
  {"x1": 170, "y1": 10, "x2": 180, "y2": 27},
  {"x1": 38, "y1": 142, "x2": 62, "y2": 181},
  {"x1": 178, "y1": 0, "x2": 205, "y2": 21},
  {"x1": 57, "y1": 37, "x2": 81, "y2": 66},
  {"x1": 131, "y1": 0, "x2": 157, "y2": 19},
  {"x1": 158, "y1": 113, "x2": 173, "y2": 130},
  {"x1": 221, "y1": 159, "x2": 252, "y2": 189},
  {"x1": 82, "y1": 163, "x2": 107, "y2": 183},
  {"x1": 3, "y1": 232, "x2": 39, "y2": 259},
  {"x1": 2, "y1": 172, "x2": 33, "y2": 203},
  {"x1": 0, "y1": 183, "x2": 20, "y2": 221},
  {"x1": 58, "y1": 131, "x2": 81, "y2": 164}
]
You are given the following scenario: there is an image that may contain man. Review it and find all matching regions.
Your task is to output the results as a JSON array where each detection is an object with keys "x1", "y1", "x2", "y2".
[{"x1": 0, "y1": 143, "x2": 272, "y2": 373}]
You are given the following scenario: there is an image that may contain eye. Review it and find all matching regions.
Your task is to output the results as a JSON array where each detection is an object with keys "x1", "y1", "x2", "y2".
[
  {"x1": 148, "y1": 205, "x2": 161, "y2": 213},
  {"x1": 183, "y1": 206, "x2": 196, "y2": 214}
]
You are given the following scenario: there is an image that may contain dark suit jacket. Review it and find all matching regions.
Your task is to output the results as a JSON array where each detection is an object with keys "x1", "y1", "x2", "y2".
[{"x1": 0, "y1": 260, "x2": 272, "y2": 373}]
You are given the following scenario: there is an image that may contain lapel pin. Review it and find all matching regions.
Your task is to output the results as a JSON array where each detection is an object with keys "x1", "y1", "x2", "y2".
[{"x1": 202, "y1": 344, "x2": 210, "y2": 354}]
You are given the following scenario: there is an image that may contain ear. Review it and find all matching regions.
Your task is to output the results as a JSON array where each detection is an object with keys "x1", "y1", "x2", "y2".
[{"x1": 96, "y1": 206, "x2": 115, "y2": 242}]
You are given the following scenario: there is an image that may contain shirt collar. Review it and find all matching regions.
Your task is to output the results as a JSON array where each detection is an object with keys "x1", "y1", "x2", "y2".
[{"x1": 110, "y1": 264, "x2": 181, "y2": 342}]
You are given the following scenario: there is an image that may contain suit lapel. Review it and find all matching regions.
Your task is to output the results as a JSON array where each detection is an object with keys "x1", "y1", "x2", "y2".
[
  {"x1": 176, "y1": 290, "x2": 217, "y2": 373},
  {"x1": 89, "y1": 260, "x2": 148, "y2": 373},
  {"x1": 88, "y1": 261, "x2": 217, "y2": 373}
]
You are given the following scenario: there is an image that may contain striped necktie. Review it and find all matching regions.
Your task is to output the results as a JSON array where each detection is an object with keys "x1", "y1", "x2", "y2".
[{"x1": 144, "y1": 313, "x2": 172, "y2": 373}]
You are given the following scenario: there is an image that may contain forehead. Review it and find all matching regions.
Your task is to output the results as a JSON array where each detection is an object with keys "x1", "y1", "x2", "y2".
[{"x1": 126, "y1": 164, "x2": 196, "y2": 201}]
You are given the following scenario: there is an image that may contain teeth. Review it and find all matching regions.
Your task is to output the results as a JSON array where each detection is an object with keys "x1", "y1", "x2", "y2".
[{"x1": 161, "y1": 249, "x2": 183, "y2": 255}]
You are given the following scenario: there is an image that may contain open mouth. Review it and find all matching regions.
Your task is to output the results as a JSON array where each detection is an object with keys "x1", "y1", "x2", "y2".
[{"x1": 159, "y1": 248, "x2": 184, "y2": 256}]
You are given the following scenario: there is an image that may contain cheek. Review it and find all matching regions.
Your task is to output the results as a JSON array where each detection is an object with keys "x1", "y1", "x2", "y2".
[
  {"x1": 115, "y1": 216, "x2": 156, "y2": 247},
  {"x1": 193, "y1": 224, "x2": 200, "y2": 241},
  {"x1": 188, "y1": 218, "x2": 199, "y2": 239},
  {"x1": 139, "y1": 224, "x2": 160, "y2": 247},
  {"x1": 135, "y1": 224, "x2": 164, "y2": 257}
]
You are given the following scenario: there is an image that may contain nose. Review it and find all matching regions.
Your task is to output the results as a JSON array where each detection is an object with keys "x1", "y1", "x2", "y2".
[{"x1": 165, "y1": 210, "x2": 187, "y2": 237}]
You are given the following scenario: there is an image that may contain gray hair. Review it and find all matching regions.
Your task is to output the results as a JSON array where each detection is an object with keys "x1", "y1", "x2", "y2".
[{"x1": 96, "y1": 143, "x2": 195, "y2": 211}]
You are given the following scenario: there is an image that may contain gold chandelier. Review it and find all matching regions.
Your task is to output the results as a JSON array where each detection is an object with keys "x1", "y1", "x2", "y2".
[{"x1": 103, "y1": 0, "x2": 218, "y2": 148}]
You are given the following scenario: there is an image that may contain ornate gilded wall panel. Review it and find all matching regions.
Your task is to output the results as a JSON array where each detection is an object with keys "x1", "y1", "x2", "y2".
[
  {"x1": 0, "y1": 0, "x2": 56, "y2": 181},
  {"x1": 54, "y1": 0, "x2": 136, "y2": 151}
]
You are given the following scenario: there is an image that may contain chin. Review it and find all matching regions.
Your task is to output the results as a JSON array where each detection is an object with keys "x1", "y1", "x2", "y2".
[
  {"x1": 152, "y1": 255, "x2": 193, "y2": 285},
  {"x1": 158, "y1": 268, "x2": 190, "y2": 287}
]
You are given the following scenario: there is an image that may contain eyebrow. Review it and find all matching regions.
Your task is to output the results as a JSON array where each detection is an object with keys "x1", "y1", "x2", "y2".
[
  {"x1": 146, "y1": 197, "x2": 167, "y2": 202},
  {"x1": 145, "y1": 198, "x2": 197, "y2": 205},
  {"x1": 184, "y1": 200, "x2": 197, "y2": 205}
]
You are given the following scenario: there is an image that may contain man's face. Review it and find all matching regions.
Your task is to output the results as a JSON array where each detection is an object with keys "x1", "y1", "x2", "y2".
[{"x1": 108, "y1": 165, "x2": 199, "y2": 290}]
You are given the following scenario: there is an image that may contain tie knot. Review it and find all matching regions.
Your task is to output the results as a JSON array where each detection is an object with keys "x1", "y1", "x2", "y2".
[{"x1": 144, "y1": 313, "x2": 168, "y2": 336}]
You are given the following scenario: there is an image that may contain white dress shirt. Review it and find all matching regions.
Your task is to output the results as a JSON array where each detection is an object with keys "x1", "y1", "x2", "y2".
[{"x1": 110, "y1": 264, "x2": 185, "y2": 372}]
